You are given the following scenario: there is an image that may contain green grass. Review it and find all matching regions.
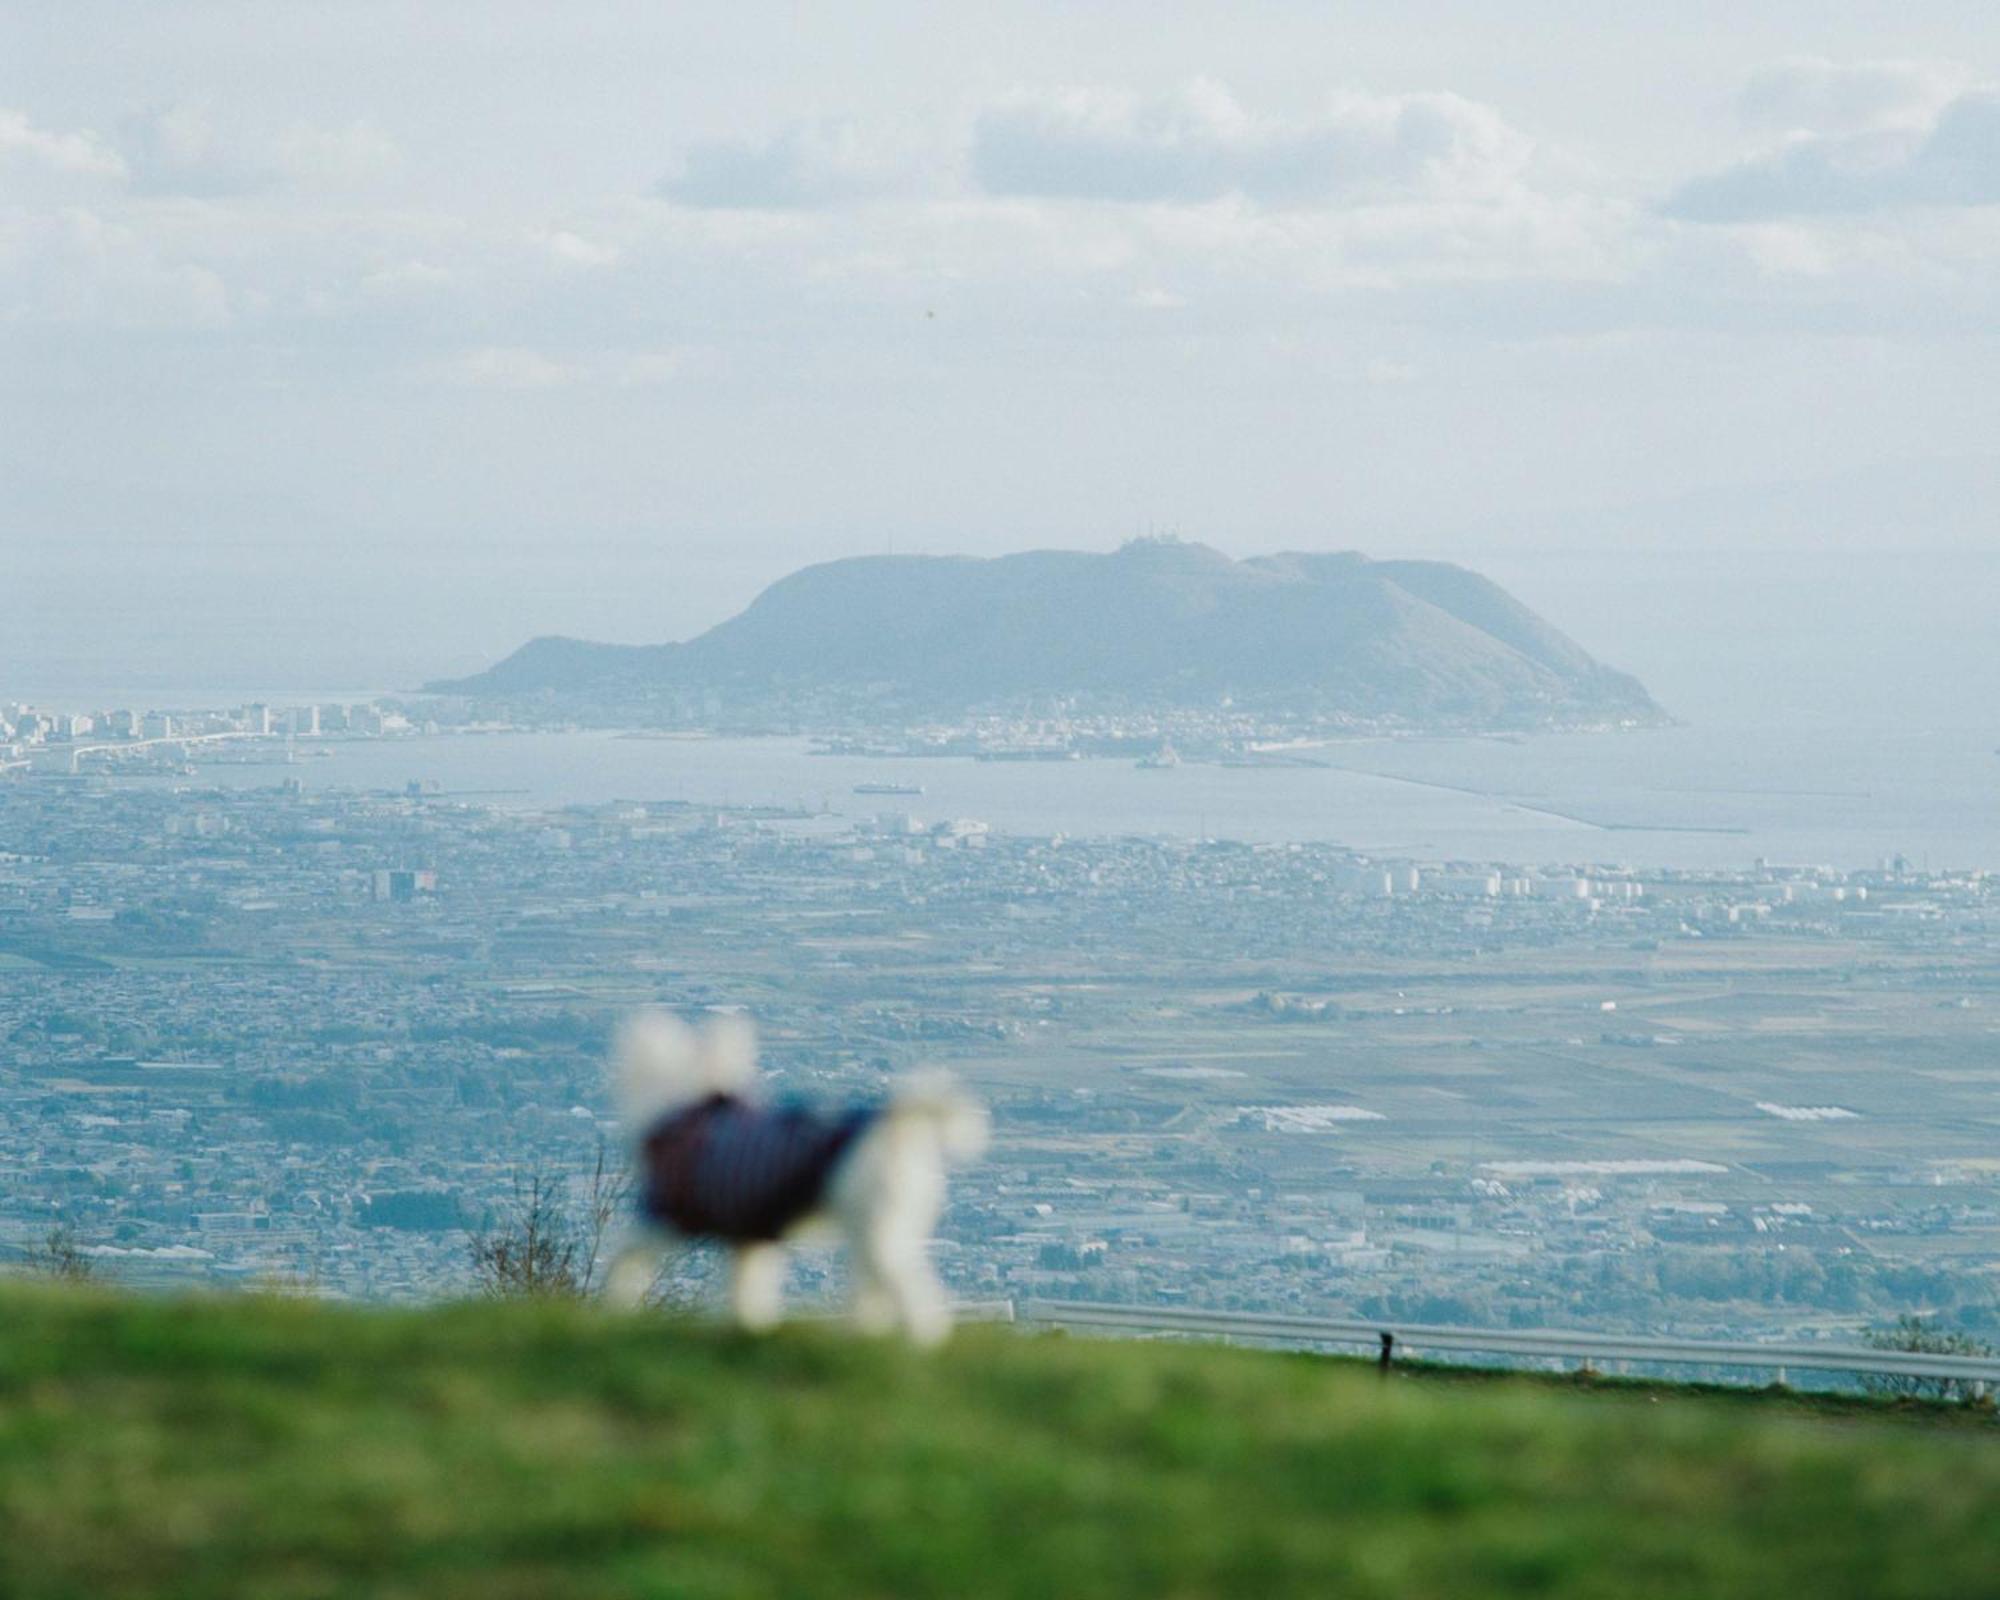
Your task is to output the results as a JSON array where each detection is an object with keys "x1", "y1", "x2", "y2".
[{"x1": 1, "y1": 1286, "x2": 1996, "y2": 1599}]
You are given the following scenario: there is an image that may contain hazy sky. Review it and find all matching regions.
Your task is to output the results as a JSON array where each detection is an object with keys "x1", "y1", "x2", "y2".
[{"x1": 4, "y1": 3, "x2": 1998, "y2": 701}]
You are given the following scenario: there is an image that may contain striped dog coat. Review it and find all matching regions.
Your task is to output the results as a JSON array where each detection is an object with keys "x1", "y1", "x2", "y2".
[{"x1": 638, "y1": 1093, "x2": 879, "y2": 1242}]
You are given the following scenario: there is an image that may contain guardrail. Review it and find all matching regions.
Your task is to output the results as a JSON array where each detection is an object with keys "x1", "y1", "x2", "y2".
[{"x1": 1010, "y1": 1298, "x2": 2000, "y2": 1390}]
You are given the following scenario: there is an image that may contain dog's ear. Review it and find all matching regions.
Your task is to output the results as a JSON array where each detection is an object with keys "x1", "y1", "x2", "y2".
[
  {"x1": 614, "y1": 1007, "x2": 701, "y2": 1125},
  {"x1": 700, "y1": 1011, "x2": 758, "y2": 1093}
]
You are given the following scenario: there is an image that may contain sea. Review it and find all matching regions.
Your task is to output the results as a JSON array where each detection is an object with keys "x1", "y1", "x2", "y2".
[
  {"x1": 120, "y1": 723, "x2": 2000, "y2": 874},
  {"x1": 19, "y1": 549, "x2": 2000, "y2": 873}
]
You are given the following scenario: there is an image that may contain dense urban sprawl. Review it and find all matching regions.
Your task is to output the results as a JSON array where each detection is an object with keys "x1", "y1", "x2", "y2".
[{"x1": 2, "y1": 700, "x2": 1997, "y2": 1348}]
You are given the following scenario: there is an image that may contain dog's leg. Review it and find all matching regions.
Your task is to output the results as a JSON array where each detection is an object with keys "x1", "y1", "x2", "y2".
[
  {"x1": 879, "y1": 1233, "x2": 952, "y2": 1348},
  {"x1": 854, "y1": 1219, "x2": 951, "y2": 1348},
  {"x1": 830, "y1": 1122, "x2": 955, "y2": 1346},
  {"x1": 847, "y1": 1222, "x2": 900, "y2": 1335},
  {"x1": 727, "y1": 1242, "x2": 788, "y2": 1332},
  {"x1": 602, "y1": 1220, "x2": 680, "y2": 1310}
]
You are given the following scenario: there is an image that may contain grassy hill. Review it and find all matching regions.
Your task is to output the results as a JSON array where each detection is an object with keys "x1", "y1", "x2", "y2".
[{"x1": 2, "y1": 1286, "x2": 1996, "y2": 1599}]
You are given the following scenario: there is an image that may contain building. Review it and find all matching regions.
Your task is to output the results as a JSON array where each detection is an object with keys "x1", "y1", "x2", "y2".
[
  {"x1": 371, "y1": 869, "x2": 439, "y2": 903},
  {"x1": 1335, "y1": 864, "x2": 1394, "y2": 897}
]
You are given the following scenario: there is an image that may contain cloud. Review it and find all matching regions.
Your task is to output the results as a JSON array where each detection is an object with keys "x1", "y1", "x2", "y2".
[
  {"x1": 435, "y1": 345, "x2": 574, "y2": 389},
  {"x1": 426, "y1": 345, "x2": 685, "y2": 389},
  {"x1": 537, "y1": 229, "x2": 621, "y2": 268},
  {"x1": 969, "y1": 80, "x2": 1533, "y2": 206},
  {"x1": 1738, "y1": 57, "x2": 1974, "y2": 135},
  {"x1": 0, "y1": 108, "x2": 125, "y2": 180},
  {"x1": 117, "y1": 104, "x2": 397, "y2": 195},
  {"x1": 658, "y1": 119, "x2": 911, "y2": 209},
  {"x1": 0, "y1": 206, "x2": 230, "y2": 327},
  {"x1": 361, "y1": 259, "x2": 451, "y2": 296},
  {"x1": 273, "y1": 120, "x2": 399, "y2": 187},
  {"x1": 118, "y1": 103, "x2": 261, "y2": 195},
  {"x1": 1363, "y1": 358, "x2": 1420, "y2": 385},
  {"x1": 1669, "y1": 82, "x2": 2000, "y2": 221}
]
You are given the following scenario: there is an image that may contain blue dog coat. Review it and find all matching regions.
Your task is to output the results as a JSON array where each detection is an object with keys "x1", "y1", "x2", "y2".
[{"x1": 639, "y1": 1093, "x2": 878, "y2": 1242}]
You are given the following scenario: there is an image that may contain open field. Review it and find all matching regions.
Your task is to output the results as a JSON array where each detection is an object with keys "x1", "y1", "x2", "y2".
[
  {"x1": 906, "y1": 934, "x2": 2000, "y2": 1328},
  {"x1": 2, "y1": 1285, "x2": 1998, "y2": 1600}
]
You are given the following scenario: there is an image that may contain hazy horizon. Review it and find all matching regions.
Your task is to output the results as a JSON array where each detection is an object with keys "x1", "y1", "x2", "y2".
[
  {"x1": 8, "y1": 538, "x2": 1996, "y2": 737},
  {"x1": 5, "y1": 4, "x2": 1997, "y2": 726}
]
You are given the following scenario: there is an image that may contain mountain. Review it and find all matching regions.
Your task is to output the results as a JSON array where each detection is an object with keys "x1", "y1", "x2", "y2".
[{"x1": 432, "y1": 540, "x2": 1661, "y2": 726}]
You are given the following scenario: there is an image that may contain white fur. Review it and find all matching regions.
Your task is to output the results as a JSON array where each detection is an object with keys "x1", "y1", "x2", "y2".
[
  {"x1": 613, "y1": 1007, "x2": 755, "y2": 1128},
  {"x1": 602, "y1": 1008, "x2": 987, "y2": 1347}
]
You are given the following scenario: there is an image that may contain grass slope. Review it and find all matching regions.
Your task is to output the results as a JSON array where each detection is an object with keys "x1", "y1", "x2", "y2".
[{"x1": 1, "y1": 1286, "x2": 1996, "y2": 1600}]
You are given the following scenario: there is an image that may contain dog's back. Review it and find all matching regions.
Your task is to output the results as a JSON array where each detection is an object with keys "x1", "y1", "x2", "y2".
[{"x1": 639, "y1": 1093, "x2": 878, "y2": 1242}]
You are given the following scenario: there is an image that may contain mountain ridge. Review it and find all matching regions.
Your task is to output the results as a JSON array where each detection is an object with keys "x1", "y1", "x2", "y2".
[{"x1": 432, "y1": 540, "x2": 1661, "y2": 727}]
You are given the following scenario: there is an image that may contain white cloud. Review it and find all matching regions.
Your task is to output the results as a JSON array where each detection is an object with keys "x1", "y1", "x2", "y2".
[
  {"x1": 1364, "y1": 357, "x2": 1420, "y2": 384},
  {"x1": 274, "y1": 120, "x2": 399, "y2": 187},
  {"x1": 3, "y1": 69, "x2": 1991, "y2": 408},
  {"x1": 1736, "y1": 223, "x2": 1834, "y2": 278},
  {"x1": 117, "y1": 104, "x2": 398, "y2": 194},
  {"x1": 537, "y1": 229, "x2": 621, "y2": 268},
  {"x1": 361, "y1": 259, "x2": 451, "y2": 296},
  {"x1": 1738, "y1": 57, "x2": 1974, "y2": 135},
  {"x1": 0, "y1": 206, "x2": 230, "y2": 327},
  {"x1": 437, "y1": 345, "x2": 575, "y2": 388},
  {"x1": 658, "y1": 119, "x2": 914, "y2": 209},
  {"x1": 426, "y1": 345, "x2": 686, "y2": 389},
  {"x1": 970, "y1": 80, "x2": 1534, "y2": 206},
  {"x1": 119, "y1": 103, "x2": 261, "y2": 195},
  {"x1": 1670, "y1": 81, "x2": 2000, "y2": 220},
  {"x1": 0, "y1": 108, "x2": 125, "y2": 180}
]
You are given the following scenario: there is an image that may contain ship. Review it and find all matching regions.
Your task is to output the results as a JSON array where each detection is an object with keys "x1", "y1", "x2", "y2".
[
  {"x1": 1137, "y1": 741, "x2": 1181, "y2": 770},
  {"x1": 852, "y1": 781, "x2": 925, "y2": 796}
]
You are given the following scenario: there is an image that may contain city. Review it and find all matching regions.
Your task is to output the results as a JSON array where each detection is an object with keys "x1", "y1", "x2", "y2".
[{"x1": 3, "y1": 723, "x2": 1994, "y2": 1348}]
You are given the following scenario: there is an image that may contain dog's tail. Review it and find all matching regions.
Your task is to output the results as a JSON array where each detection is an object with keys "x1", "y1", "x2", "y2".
[
  {"x1": 884, "y1": 1070, "x2": 990, "y2": 1163},
  {"x1": 613, "y1": 1007, "x2": 757, "y2": 1136}
]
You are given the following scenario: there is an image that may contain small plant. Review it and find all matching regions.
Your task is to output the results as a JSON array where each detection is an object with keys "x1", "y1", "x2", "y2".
[
  {"x1": 467, "y1": 1144, "x2": 630, "y2": 1300},
  {"x1": 1862, "y1": 1315, "x2": 1997, "y2": 1403},
  {"x1": 24, "y1": 1224, "x2": 96, "y2": 1283}
]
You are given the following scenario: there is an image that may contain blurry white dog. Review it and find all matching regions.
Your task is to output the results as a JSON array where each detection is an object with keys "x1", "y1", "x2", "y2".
[{"x1": 602, "y1": 1009, "x2": 988, "y2": 1346}]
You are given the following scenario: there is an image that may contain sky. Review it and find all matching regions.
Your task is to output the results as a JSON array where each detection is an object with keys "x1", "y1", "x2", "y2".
[{"x1": 3, "y1": 2, "x2": 1998, "y2": 709}]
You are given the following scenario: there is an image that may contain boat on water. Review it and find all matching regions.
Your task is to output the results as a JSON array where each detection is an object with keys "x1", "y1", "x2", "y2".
[
  {"x1": 852, "y1": 781, "x2": 925, "y2": 796},
  {"x1": 1137, "y1": 741, "x2": 1181, "y2": 770}
]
